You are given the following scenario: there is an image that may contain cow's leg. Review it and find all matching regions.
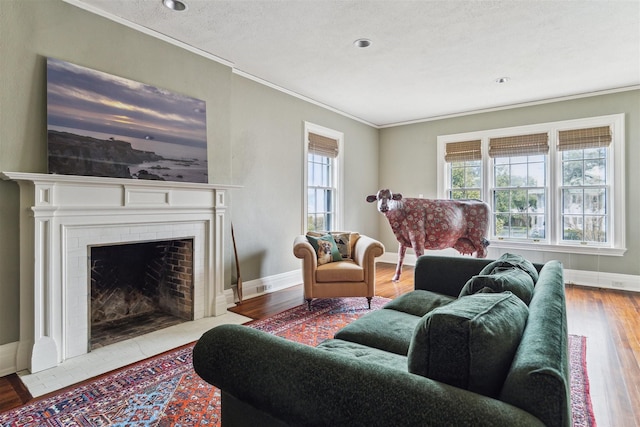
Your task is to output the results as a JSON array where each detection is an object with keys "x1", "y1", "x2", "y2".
[{"x1": 393, "y1": 244, "x2": 407, "y2": 282}]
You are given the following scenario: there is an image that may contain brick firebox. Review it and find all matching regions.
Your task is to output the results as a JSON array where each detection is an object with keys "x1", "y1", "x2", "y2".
[{"x1": 90, "y1": 239, "x2": 194, "y2": 349}]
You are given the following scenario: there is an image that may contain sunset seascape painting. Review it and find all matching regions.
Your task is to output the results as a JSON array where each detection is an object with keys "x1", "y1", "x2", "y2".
[{"x1": 46, "y1": 58, "x2": 208, "y2": 183}]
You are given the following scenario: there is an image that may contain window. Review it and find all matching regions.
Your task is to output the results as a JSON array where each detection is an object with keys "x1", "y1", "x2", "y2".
[
  {"x1": 304, "y1": 122, "x2": 343, "y2": 232},
  {"x1": 445, "y1": 140, "x2": 482, "y2": 200},
  {"x1": 437, "y1": 114, "x2": 626, "y2": 256}
]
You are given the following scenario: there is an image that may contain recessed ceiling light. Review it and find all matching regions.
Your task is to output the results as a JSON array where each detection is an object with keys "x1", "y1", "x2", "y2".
[
  {"x1": 163, "y1": 0, "x2": 187, "y2": 11},
  {"x1": 353, "y1": 38, "x2": 372, "y2": 48},
  {"x1": 495, "y1": 77, "x2": 510, "y2": 84}
]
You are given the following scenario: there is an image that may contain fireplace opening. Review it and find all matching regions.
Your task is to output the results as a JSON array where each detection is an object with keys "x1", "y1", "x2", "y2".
[{"x1": 89, "y1": 238, "x2": 194, "y2": 350}]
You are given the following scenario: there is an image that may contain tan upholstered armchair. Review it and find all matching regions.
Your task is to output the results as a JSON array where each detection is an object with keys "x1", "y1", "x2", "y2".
[{"x1": 293, "y1": 232, "x2": 384, "y2": 310}]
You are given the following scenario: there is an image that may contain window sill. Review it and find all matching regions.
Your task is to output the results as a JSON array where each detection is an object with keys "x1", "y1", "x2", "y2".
[{"x1": 489, "y1": 240, "x2": 626, "y2": 256}]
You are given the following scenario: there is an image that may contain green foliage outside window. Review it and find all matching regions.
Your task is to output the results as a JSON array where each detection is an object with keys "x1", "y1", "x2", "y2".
[{"x1": 561, "y1": 148, "x2": 607, "y2": 243}]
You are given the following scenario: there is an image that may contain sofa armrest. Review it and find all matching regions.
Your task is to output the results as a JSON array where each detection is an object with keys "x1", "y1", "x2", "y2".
[{"x1": 193, "y1": 324, "x2": 545, "y2": 427}]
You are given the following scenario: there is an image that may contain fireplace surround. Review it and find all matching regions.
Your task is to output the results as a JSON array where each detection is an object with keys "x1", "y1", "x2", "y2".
[{"x1": 1, "y1": 172, "x2": 238, "y2": 373}]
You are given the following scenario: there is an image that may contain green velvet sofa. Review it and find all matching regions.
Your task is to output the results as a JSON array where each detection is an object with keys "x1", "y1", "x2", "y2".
[{"x1": 193, "y1": 254, "x2": 570, "y2": 427}]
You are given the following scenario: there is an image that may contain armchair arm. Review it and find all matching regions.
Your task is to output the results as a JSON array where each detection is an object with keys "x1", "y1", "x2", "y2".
[
  {"x1": 351, "y1": 235, "x2": 384, "y2": 266},
  {"x1": 193, "y1": 324, "x2": 545, "y2": 427},
  {"x1": 352, "y1": 235, "x2": 384, "y2": 286},
  {"x1": 293, "y1": 235, "x2": 318, "y2": 291}
]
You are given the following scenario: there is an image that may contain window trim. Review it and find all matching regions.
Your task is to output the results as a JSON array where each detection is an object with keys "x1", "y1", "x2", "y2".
[
  {"x1": 437, "y1": 114, "x2": 626, "y2": 256},
  {"x1": 303, "y1": 121, "x2": 344, "y2": 232}
]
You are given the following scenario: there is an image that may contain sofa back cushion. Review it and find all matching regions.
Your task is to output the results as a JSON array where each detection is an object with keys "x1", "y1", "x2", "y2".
[
  {"x1": 407, "y1": 292, "x2": 528, "y2": 398},
  {"x1": 459, "y1": 267, "x2": 535, "y2": 305},
  {"x1": 479, "y1": 252, "x2": 539, "y2": 283}
]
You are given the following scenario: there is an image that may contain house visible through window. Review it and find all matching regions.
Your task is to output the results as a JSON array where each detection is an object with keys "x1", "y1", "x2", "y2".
[
  {"x1": 437, "y1": 114, "x2": 626, "y2": 256},
  {"x1": 304, "y1": 122, "x2": 343, "y2": 232}
]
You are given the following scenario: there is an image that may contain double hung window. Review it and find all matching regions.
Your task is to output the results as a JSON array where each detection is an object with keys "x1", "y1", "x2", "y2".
[
  {"x1": 437, "y1": 114, "x2": 625, "y2": 255},
  {"x1": 304, "y1": 122, "x2": 343, "y2": 232}
]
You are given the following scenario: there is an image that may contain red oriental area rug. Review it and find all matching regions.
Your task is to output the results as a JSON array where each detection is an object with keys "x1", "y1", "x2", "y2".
[{"x1": 1, "y1": 297, "x2": 595, "y2": 426}]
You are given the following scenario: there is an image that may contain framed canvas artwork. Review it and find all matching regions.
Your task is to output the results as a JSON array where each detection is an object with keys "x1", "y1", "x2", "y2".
[{"x1": 46, "y1": 58, "x2": 208, "y2": 183}]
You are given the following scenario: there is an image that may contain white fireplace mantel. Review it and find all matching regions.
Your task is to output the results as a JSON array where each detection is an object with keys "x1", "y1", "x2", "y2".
[{"x1": 1, "y1": 172, "x2": 240, "y2": 373}]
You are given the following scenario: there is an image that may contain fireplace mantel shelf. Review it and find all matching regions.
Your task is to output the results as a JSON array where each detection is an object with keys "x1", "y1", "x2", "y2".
[{"x1": 0, "y1": 171, "x2": 241, "y2": 190}]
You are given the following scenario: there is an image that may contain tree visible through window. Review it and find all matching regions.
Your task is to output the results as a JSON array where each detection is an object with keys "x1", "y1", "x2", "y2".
[
  {"x1": 437, "y1": 114, "x2": 625, "y2": 255},
  {"x1": 493, "y1": 154, "x2": 546, "y2": 240}
]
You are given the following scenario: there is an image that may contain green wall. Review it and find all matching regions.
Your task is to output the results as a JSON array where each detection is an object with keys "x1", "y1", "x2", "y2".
[
  {"x1": 0, "y1": 0, "x2": 379, "y2": 346},
  {"x1": 379, "y1": 90, "x2": 640, "y2": 276}
]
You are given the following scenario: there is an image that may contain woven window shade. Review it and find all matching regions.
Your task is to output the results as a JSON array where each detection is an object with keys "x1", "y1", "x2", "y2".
[
  {"x1": 308, "y1": 132, "x2": 339, "y2": 158},
  {"x1": 558, "y1": 126, "x2": 612, "y2": 151},
  {"x1": 445, "y1": 140, "x2": 482, "y2": 163},
  {"x1": 489, "y1": 133, "x2": 549, "y2": 158}
]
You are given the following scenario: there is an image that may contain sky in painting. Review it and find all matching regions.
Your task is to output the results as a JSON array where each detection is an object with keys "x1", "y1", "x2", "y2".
[{"x1": 46, "y1": 58, "x2": 207, "y2": 154}]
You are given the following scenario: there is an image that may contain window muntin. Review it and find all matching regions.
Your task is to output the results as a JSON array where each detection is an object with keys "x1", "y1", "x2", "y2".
[{"x1": 436, "y1": 114, "x2": 625, "y2": 256}]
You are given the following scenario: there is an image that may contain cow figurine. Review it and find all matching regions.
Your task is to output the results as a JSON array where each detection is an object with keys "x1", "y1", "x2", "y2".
[{"x1": 367, "y1": 189, "x2": 490, "y2": 281}]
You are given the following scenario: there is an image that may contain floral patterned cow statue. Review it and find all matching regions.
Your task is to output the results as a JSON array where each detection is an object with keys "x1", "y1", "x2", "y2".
[{"x1": 367, "y1": 189, "x2": 490, "y2": 281}]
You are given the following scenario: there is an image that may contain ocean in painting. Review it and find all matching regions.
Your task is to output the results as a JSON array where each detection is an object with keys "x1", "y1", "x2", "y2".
[{"x1": 49, "y1": 126, "x2": 208, "y2": 183}]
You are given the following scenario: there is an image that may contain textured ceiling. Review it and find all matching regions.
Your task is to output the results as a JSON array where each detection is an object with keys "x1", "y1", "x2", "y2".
[{"x1": 69, "y1": 0, "x2": 640, "y2": 127}]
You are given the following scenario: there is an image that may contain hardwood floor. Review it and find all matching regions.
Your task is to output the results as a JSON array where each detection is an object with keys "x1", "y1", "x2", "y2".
[{"x1": 1, "y1": 262, "x2": 638, "y2": 426}]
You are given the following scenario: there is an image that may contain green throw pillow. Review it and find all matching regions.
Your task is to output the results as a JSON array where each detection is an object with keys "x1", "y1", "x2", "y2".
[
  {"x1": 407, "y1": 292, "x2": 528, "y2": 398},
  {"x1": 479, "y1": 252, "x2": 539, "y2": 283},
  {"x1": 459, "y1": 268, "x2": 535, "y2": 305},
  {"x1": 306, "y1": 234, "x2": 342, "y2": 265}
]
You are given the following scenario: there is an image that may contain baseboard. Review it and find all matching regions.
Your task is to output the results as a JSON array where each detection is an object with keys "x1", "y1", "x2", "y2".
[
  {"x1": 0, "y1": 341, "x2": 19, "y2": 376},
  {"x1": 564, "y1": 269, "x2": 640, "y2": 292},
  {"x1": 379, "y1": 251, "x2": 640, "y2": 292},
  {"x1": 224, "y1": 269, "x2": 303, "y2": 306}
]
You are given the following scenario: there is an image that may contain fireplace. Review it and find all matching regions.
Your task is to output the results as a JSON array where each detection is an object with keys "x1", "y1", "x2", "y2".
[
  {"x1": 90, "y1": 239, "x2": 194, "y2": 349},
  {"x1": 0, "y1": 172, "x2": 238, "y2": 373}
]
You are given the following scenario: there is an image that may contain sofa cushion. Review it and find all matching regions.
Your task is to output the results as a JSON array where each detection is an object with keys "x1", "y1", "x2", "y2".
[
  {"x1": 479, "y1": 252, "x2": 539, "y2": 283},
  {"x1": 316, "y1": 259, "x2": 364, "y2": 282},
  {"x1": 459, "y1": 268, "x2": 535, "y2": 305},
  {"x1": 383, "y1": 290, "x2": 455, "y2": 317},
  {"x1": 306, "y1": 234, "x2": 342, "y2": 265},
  {"x1": 335, "y1": 308, "x2": 421, "y2": 355},
  {"x1": 407, "y1": 292, "x2": 529, "y2": 398}
]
